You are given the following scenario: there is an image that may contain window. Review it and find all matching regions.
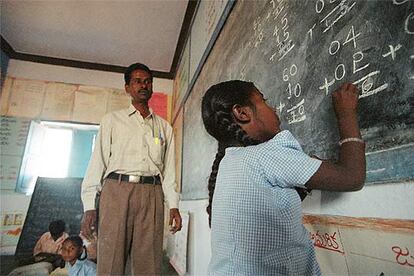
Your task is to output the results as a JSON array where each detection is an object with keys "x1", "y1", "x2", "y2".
[{"x1": 16, "y1": 121, "x2": 98, "y2": 195}]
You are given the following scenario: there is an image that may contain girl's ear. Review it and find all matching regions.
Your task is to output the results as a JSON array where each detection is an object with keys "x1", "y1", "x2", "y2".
[{"x1": 232, "y1": 104, "x2": 252, "y2": 124}]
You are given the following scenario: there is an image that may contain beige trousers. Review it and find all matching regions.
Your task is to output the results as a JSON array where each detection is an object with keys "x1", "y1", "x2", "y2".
[{"x1": 97, "y1": 178, "x2": 164, "y2": 276}]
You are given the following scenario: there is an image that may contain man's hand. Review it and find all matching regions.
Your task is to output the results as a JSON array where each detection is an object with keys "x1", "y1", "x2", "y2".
[
  {"x1": 79, "y1": 232, "x2": 97, "y2": 261},
  {"x1": 80, "y1": 210, "x2": 97, "y2": 240},
  {"x1": 169, "y1": 208, "x2": 182, "y2": 234}
]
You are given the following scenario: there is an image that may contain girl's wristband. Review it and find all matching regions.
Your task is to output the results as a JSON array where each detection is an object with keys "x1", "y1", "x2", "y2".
[{"x1": 338, "y1": 137, "x2": 365, "y2": 146}]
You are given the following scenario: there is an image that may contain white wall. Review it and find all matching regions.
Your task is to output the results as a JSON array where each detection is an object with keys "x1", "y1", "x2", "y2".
[
  {"x1": 181, "y1": 180, "x2": 414, "y2": 275},
  {"x1": 1, "y1": 59, "x2": 173, "y2": 255},
  {"x1": 303, "y1": 181, "x2": 414, "y2": 219},
  {"x1": 179, "y1": 200, "x2": 211, "y2": 276}
]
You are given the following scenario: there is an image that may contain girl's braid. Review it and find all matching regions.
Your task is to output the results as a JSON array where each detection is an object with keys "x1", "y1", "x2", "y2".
[{"x1": 206, "y1": 104, "x2": 258, "y2": 226}]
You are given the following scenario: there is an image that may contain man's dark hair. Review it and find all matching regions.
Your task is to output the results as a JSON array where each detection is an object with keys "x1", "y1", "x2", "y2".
[
  {"x1": 49, "y1": 220, "x2": 65, "y2": 236},
  {"x1": 124, "y1": 63, "x2": 153, "y2": 85}
]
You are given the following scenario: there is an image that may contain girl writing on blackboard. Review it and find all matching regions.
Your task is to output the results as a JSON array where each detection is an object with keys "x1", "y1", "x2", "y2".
[{"x1": 201, "y1": 81, "x2": 365, "y2": 275}]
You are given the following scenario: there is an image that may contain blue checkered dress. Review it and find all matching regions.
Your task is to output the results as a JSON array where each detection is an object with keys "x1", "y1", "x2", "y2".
[{"x1": 209, "y1": 130, "x2": 322, "y2": 276}]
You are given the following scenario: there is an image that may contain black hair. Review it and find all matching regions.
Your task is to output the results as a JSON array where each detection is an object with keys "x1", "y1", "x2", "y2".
[
  {"x1": 124, "y1": 62, "x2": 153, "y2": 85},
  {"x1": 49, "y1": 220, "x2": 65, "y2": 238},
  {"x1": 201, "y1": 80, "x2": 260, "y2": 227},
  {"x1": 63, "y1": 236, "x2": 87, "y2": 261}
]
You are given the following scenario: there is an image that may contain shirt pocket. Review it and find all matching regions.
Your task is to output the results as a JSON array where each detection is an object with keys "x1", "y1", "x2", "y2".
[{"x1": 146, "y1": 135, "x2": 164, "y2": 165}]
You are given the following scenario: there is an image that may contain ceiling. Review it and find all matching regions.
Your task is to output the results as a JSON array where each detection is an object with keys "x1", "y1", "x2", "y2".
[{"x1": 1, "y1": 0, "x2": 197, "y2": 79}]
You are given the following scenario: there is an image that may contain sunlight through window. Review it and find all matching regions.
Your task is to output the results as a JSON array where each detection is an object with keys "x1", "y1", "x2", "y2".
[{"x1": 38, "y1": 128, "x2": 73, "y2": 178}]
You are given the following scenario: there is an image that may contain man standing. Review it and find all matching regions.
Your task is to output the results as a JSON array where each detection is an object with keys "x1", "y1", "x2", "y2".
[{"x1": 80, "y1": 63, "x2": 182, "y2": 275}]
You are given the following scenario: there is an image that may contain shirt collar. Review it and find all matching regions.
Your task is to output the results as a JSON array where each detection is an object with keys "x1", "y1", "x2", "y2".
[{"x1": 127, "y1": 104, "x2": 154, "y2": 119}]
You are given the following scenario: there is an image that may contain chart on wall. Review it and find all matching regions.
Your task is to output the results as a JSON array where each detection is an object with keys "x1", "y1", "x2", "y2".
[
  {"x1": 1, "y1": 211, "x2": 25, "y2": 248},
  {"x1": 0, "y1": 77, "x2": 171, "y2": 123},
  {"x1": 0, "y1": 116, "x2": 30, "y2": 190},
  {"x1": 182, "y1": 0, "x2": 414, "y2": 199}
]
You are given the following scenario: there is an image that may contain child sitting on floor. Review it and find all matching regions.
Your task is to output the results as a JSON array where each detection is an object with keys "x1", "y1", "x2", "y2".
[{"x1": 60, "y1": 236, "x2": 96, "y2": 276}]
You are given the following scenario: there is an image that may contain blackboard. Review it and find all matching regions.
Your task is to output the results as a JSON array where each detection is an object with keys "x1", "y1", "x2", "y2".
[
  {"x1": 15, "y1": 177, "x2": 84, "y2": 257},
  {"x1": 182, "y1": 0, "x2": 414, "y2": 199}
]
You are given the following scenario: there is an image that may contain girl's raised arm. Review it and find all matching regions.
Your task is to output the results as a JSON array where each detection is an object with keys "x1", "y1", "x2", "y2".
[{"x1": 306, "y1": 83, "x2": 366, "y2": 191}]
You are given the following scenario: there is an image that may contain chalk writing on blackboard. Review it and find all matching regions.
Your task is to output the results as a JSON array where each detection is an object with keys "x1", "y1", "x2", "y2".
[
  {"x1": 404, "y1": 12, "x2": 413, "y2": 34},
  {"x1": 181, "y1": 0, "x2": 414, "y2": 200}
]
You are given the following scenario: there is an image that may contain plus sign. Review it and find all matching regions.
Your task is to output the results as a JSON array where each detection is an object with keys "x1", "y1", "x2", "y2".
[
  {"x1": 382, "y1": 44, "x2": 402, "y2": 60},
  {"x1": 277, "y1": 101, "x2": 286, "y2": 113}
]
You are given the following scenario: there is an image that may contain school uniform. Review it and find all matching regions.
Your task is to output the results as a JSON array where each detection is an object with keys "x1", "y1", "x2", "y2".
[
  {"x1": 209, "y1": 130, "x2": 322, "y2": 275},
  {"x1": 65, "y1": 251, "x2": 96, "y2": 276}
]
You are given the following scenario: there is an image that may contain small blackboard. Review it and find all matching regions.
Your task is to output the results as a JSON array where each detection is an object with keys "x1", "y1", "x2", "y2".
[
  {"x1": 15, "y1": 177, "x2": 84, "y2": 257},
  {"x1": 182, "y1": 0, "x2": 414, "y2": 199}
]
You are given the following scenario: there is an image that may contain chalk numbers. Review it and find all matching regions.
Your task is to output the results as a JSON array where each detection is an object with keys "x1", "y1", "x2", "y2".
[
  {"x1": 269, "y1": 0, "x2": 295, "y2": 62},
  {"x1": 283, "y1": 64, "x2": 301, "y2": 99},
  {"x1": 319, "y1": 25, "x2": 389, "y2": 97},
  {"x1": 316, "y1": 0, "x2": 357, "y2": 33},
  {"x1": 315, "y1": 0, "x2": 324, "y2": 14},
  {"x1": 405, "y1": 12, "x2": 414, "y2": 34},
  {"x1": 282, "y1": 64, "x2": 306, "y2": 124}
]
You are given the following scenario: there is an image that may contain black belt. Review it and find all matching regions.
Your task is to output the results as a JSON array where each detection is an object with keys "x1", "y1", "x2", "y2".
[{"x1": 107, "y1": 172, "x2": 161, "y2": 185}]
